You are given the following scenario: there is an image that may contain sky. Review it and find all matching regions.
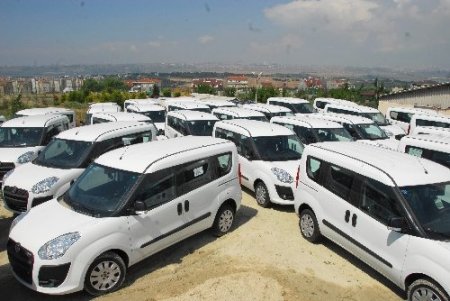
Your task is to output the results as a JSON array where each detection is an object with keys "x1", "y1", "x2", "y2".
[{"x1": 1, "y1": 0, "x2": 450, "y2": 69}]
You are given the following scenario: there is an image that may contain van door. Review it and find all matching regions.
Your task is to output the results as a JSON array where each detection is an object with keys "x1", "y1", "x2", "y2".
[
  {"x1": 236, "y1": 134, "x2": 256, "y2": 190},
  {"x1": 350, "y1": 178, "x2": 409, "y2": 285}
]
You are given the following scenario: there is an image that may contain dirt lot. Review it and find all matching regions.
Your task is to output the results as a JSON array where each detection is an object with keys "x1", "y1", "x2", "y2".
[{"x1": 0, "y1": 190, "x2": 404, "y2": 301}]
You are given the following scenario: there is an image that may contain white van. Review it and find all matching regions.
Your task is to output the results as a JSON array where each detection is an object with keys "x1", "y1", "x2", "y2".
[
  {"x1": 85, "y1": 103, "x2": 121, "y2": 125},
  {"x1": 0, "y1": 115, "x2": 70, "y2": 184},
  {"x1": 198, "y1": 98, "x2": 236, "y2": 109},
  {"x1": 409, "y1": 114, "x2": 450, "y2": 135},
  {"x1": 165, "y1": 110, "x2": 218, "y2": 139},
  {"x1": 324, "y1": 103, "x2": 405, "y2": 139},
  {"x1": 242, "y1": 103, "x2": 294, "y2": 120},
  {"x1": 267, "y1": 97, "x2": 315, "y2": 114},
  {"x1": 295, "y1": 141, "x2": 450, "y2": 301},
  {"x1": 398, "y1": 134, "x2": 450, "y2": 169},
  {"x1": 386, "y1": 107, "x2": 438, "y2": 133},
  {"x1": 90, "y1": 112, "x2": 153, "y2": 124},
  {"x1": 123, "y1": 99, "x2": 157, "y2": 110},
  {"x1": 7, "y1": 136, "x2": 241, "y2": 295},
  {"x1": 126, "y1": 103, "x2": 166, "y2": 134},
  {"x1": 164, "y1": 100, "x2": 211, "y2": 113},
  {"x1": 313, "y1": 113, "x2": 400, "y2": 151},
  {"x1": 271, "y1": 115, "x2": 353, "y2": 144},
  {"x1": 212, "y1": 107, "x2": 268, "y2": 122},
  {"x1": 15, "y1": 107, "x2": 77, "y2": 128},
  {"x1": 213, "y1": 119, "x2": 304, "y2": 207},
  {"x1": 313, "y1": 97, "x2": 357, "y2": 112},
  {"x1": 2, "y1": 122, "x2": 158, "y2": 213},
  {"x1": 411, "y1": 126, "x2": 450, "y2": 136}
]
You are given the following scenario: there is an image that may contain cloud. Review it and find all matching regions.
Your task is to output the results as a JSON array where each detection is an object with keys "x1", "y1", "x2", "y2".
[{"x1": 198, "y1": 35, "x2": 214, "y2": 44}]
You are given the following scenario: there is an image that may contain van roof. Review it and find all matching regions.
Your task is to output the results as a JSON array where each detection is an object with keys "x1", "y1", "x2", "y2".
[
  {"x1": 2, "y1": 114, "x2": 68, "y2": 128},
  {"x1": 412, "y1": 126, "x2": 450, "y2": 136},
  {"x1": 413, "y1": 114, "x2": 450, "y2": 123},
  {"x1": 16, "y1": 107, "x2": 74, "y2": 116},
  {"x1": 401, "y1": 134, "x2": 450, "y2": 147},
  {"x1": 56, "y1": 121, "x2": 153, "y2": 142},
  {"x1": 212, "y1": 107, "x2": 266, "y2": 117},
  {"x1": 87, "y1": 102, "x2": 121, "y2": 113},
  {"x1": 216, "y1": 119, "x2": 294, "y2": 137},
  {"x1": 271, "y1": 115, "x2": 344, "y2": 129},
  {"x1": 92, "y1": 112, "x2": 151, "y2": 122},
  {"x1": 95, "y1": 136, "x2": 234, "y2": 173},
  {"x1": 387, "y1": 107, "x2": 438, "y2": 115},
  {"x1": 243, "y1": 103, "x2": 292, "y2": 113},
  {"x1": 267, "y1": 97, "x2": 309, "y2": 104},
  {"x1": 167, "y1": 110, "x2": 218, "y2": 121},
  {"x1": 314, "y1": 113, "x2": 374, "y2": 125},
  {"x1": 165, "y1": 100, "x2": 210, "y2": 110},
  {"x1": 199, "y1": 99, "x2": 236, "y2": 107},
  {"x1": 309, "y1": 142, "x2": 450, "y2": 187},
  {"x1": 127, "y1": 103, "x2": 165, "y2": 112},
  {"x1": 314, "y1": 98, "x2": 357, "y2": 106},
  {"x1": 124, "y1": 99, "x2": 158, "y2": 105},
  {"x1": 325, "y1": 103, "x2": 379, "y2": 113}
]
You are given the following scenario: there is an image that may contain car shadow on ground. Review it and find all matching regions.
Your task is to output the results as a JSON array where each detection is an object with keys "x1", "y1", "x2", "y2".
[
  {"x1": 242, "y1": 187, "x2": 295, "y2": 213},
  {"x1": 0, "y1": 216, "x2": 14, "y2": 252},
  {"x1": 123, "y1": 203, "x2": 258, "y2": 290},
  {"x1": 321, "y1": 238, "x2": 405, "y2": 299}
]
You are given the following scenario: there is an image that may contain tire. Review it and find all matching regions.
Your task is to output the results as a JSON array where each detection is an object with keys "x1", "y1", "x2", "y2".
[
  {"x1": 255, "y1": 182, "x2": 270, "y2": 208},
  {"x1": 299, "y1": 209, "x2": 321, "y2": 243},
  {"x1": 84, "y1": 252, "x2": 126, "y2": 296},
  {"x1": 212, "y1": 204, "x2": 235, "y2": 237},
  {"x1": 407, "y1": 278, "x2": 449, "y2": 301}
]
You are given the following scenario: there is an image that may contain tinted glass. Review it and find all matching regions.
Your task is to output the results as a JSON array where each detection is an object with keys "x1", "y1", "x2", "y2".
[
  {"x1": 253, "y1": 135, "x2": 303, "y2": 161},
  {"x1": 416, "y1": 119, "x2": 450, "y2": 129},
  {"x1": 144, "y1": 110, "x2": 166, "y2": 123},
  {"x1": 307, "y1": 157, "x2": 323, "y2": 183},
  {"x1": 324, "y1": 165, "x2": 354, "y2": 200},
  {"x1": 187, "y1": 120, "x2": 217, "y2": 136},
  {"x1": 35, "y1": 139, "x2": 92, "y2": 168},
  {"x1": 315, "y1": 128, "x2": 353, "y2": 142},
  {"x1": 356, "y1": 123, "x2": 388, "y2": 140},
  {"x1": 246, "y1": 116, "x2": 269, "y2": 122},
  {"x1": 0, "y1": 127, "x2": 44, "y2": 147},
  {"x1": 134, "y1": 168, "x2": 176, "y2": 210},
  {"x1": 292, "y1": 103, "x2": 314, "y2": 113},
  {"x1": 362, "y1": 112, "x2": 388, "y2": 126},
  {"x1": 216, "y1": 153, "x2": 232, "y2": 177}
]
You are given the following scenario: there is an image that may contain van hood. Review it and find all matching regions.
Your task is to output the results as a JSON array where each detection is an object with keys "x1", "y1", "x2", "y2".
[
  {"x1": 358, "y1": 139, "x2": 400, "y2": 151},
  {"x1": 257, "y1": 160, "x2": 300, "y2": 181},
  {"x1": 0, "y1": 146, "x2": 42, "y2": 163},
  {"x1": 380, "y1": 124, "x2": 405, "y2": 137},
  {"x1": 4, "y1": 162, "x2": 83, "y2": 191},
  {"x1": 9, "y1": 199, "x2": 97, "y2": 252}
]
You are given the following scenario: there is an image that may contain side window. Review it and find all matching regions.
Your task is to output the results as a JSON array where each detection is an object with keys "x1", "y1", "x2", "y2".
[
  {"x1": 343, "y1": 124, "x2": 359, "y2": 139},
  {"x1": 92, "y1": 117, "x2": 110, "y2": 124},
  {"x1": 429, "y1": 150, "x2": 450, "y2": 168},
  {"x1": 42, "y1": 126, "x2": 60, "y2": 145},
  {"x1": 405, "y1": 145, "x2": 424, "y2": 158},
  {"x1": 306, "y1": 157, "x2": 323, "y2": 184},
  {"x1": 177, "y1": 158, "x2": 212, "y2": 195},
  {"x1": 64, "y1": 113, "x2": 74, "y2": 124},
  {"x1": 316, "y1": 101, "x2": 326, "y2": 109},
  {"x1": 215, "y1": 153, "x2": 232, "y2": 178},
  {"x1": 359, "y1": 178, "x2": 402, "y2": 225},
  {"x1": 122, "y1": 131, "x2": 153, "y2": 146},
  {"x1": 389, "y1": 111, "x2": 398, "y2": 120},
  {"x1": 134, "y1": 168, "x2": 177, "y2": 210},
  {"x1": 324, "y1": 164, "x2": 355, "y2": 201},
  {"x1": 294, "y1": 126, "x2": 317, "y2": 144}
]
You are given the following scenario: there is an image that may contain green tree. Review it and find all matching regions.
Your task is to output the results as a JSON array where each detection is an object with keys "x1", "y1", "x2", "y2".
[
  {"x1": 151, "y1": 85, "x2": 160, "y2": 98},
  {"x1": 103, "y1": 77, "x2": 127, "y2": 93},
  {"x1": 162, "y1": 88, "x2": 172, "y2": 97},
  {"x1": 173, "y1": 91, "x2": 181, "y2": 97},
  {"x1": 195, "y1": 84, "x2": 216, "y2": 95},
  {"x1": 11, "y1": 93, "x2": 24, "y2": 116},
  {"x1": 67, "y1": 91, "x2": 84, "y2": 103},
  {"x1": 224, "y1": 87, "x2": 236, "y2": 97}
]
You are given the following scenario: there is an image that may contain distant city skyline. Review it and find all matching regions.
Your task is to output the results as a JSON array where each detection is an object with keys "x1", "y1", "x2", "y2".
[{"x1": 1, "y1": 0, "x2": 450, "y2": 69}]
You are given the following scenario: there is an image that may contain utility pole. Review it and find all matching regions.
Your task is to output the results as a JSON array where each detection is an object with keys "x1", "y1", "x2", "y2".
[{"x1": 252, "y1": 72, "x2": 263, "y2": 103}]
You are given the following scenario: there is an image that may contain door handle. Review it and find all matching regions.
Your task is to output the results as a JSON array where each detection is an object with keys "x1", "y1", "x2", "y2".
[
  {"x1": 352, "y1": 214, "x2": 357, "y2": 227},
  {"x1": 344, "y1": 210, "x2": 350, "y2": 223},
  {"x1": 184, "y1": 200, "x2": 190, "y2": 212},
  {"x1": 177, "y1": 203, "x2": 182, "y2": 215}
]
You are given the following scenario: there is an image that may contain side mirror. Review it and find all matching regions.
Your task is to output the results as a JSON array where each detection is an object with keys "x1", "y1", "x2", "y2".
[
  {"x1": 387, "y1": 217, "x2": 408, "y2": 232},
  {"x1": 69, "y1": 179, "x2": 75, "y2": 186},
  {"x1": 244, "y1": 151, "x2": 254, "y2": 161},
  {"x1": 134, "y1": 200, "x2": 147, "y2": 214}
]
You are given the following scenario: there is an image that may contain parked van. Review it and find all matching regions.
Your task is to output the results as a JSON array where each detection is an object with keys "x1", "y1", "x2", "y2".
[
  {"x1": 91, "y1": 112, "x2": 153, "y2": 124},
  {"x1": 2, "y1": 122, "x2": 158, "y2": 213},
  {"x1": 398, "y1": 134, "x2": 450, "y2": 168},
  {"x1": 7, "y1": 136, "x2": 241, "y2": 295},
  {"x1": 213, "y1": 119, "x2": 304, "y2": 207},
  {"x1": 165, "y1": 110, "x2": 218, "y2": 138},
  {"x1": 123, "y1": 99, "x2": 157, "y2": 110},
  {"x1": 409, "y1": 114, "x2": 450, "y2": 135},
  {"x1": 267, "y1": 97, "x2": 315, "y2": 114},
  {"x1": 15, "y1": 107, "x2": 77, "y2": 128},
  {"x1": 294, "y1": 141, "x2": 450, "y2": 301},
  {"x1": 198, "y1": 98, "x2": 236, "y2": 109},
  {"x1": 324, "y1": 104, "x2": 405, "y2": 139},
  {"x1": 85, "y1": 103, "x2": 121, "y2": 125},
  {"x1": 164, "y1": 100, "x2": 211, "y2": 113},
  {"x1": 126, "y1": 103, "x2": 166, "y2": 134},
  {"x1": 411, "y1": 126, "x2": 450, "y2": 136},
  {"x1": 212, "y1": 107, "x2": 268, "y2": 122},
  {"x1": 0, "y1": 115, "x2": 70, "y2": 184},
  {"x1": 271, "y1": 115, "x2": 353, "y2": 144},
  {"x1": 242, "y1": 104, "x2": 293, "y2": 120},
  {"x1": 386, "y1": 107, "x2": 438, "y2": 133},
  {"x1": 313, "y1": 113, "x2": 400, "y2": 150},
  {"x1": 313, "y1": 98, "x2": 357, "y2": 112}
]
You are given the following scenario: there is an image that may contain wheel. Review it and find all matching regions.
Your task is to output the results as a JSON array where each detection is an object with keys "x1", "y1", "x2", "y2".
[
  {"x1": 255, "y1": 182, "x2": 270, "y2": 208},
  {"x1": 84, "y1": 252, "x2": 126, "y2": 296},
  {"x1": 212, "y1": 204, "x2": 235, "y2": 237},
  {"x1": 407, "y1": 278, "x2": 449, "y2": 301},
  {"x1": 299, "y1": 209, "x2": 321, "y2": 243}
]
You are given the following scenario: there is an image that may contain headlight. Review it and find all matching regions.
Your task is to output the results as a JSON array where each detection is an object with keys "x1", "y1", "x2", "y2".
[
  {"x1": 17, "y1": 151, "x2": 35, "y2": 164},
  {"x1": 2, "y1": 168, "x2": 15, "y2": 183},
  {"x1": 271, "y1": 167, "x2": 294, "y2": 183},
  {"x1": 38, "y1": 232, "x2": 81, "y2": 260},
  {"x1": 9, "y1": 212, "x2": 27, "y2": 234},
  {"x1": 31, "y1": 176, "x2": 59, "y2": 194}
]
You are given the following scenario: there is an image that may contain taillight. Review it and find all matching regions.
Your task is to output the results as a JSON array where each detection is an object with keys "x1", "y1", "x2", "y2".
[
  {"x1": 295, "y1": 165, "x2": 300, "y2": 188},
  {"x1": 238, "y1": 163, "x2": 242, "y2": 185}
]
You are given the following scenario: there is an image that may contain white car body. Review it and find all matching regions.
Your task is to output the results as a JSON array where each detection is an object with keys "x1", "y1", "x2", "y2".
[
  {"x1": 243, "y1": 103, "x2": 294, "y2": 120},
  {"x1": 398, "y1": 134, "x2": 450, "y2": 169},
  {"x1": 212, "y1": 107, "x2": 268, "y2": 122},
  {"x1": 386, "y1": 107, "x2": 439, "y2": 133},
  {"x1": 85, "y1": 102, "x2": 121, "y2": 125},
  {"x1": 125, "y1": 103, "x2": 166, "y2": 134},
  {"x1": 15, "y1": 107, "x2": 77, "y2": 128},
  {"x1": 165, "y1": 110, "x2": 218, "y2": 139},
  {"x1": 313, "y1": 97, "x2": 357, "y2": 112},
  {"x1": 410, "y1": 114, "x2": 450, "y2": 135},
  {"x1": 267, "y1": 97, "x2": 315, "y2": 115}
]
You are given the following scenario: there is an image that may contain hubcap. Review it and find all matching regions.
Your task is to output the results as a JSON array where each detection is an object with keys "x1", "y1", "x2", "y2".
[
  {"x1": 255, "y1": 185, "x2": 267, "y2": 205},
  {"x1": 412, "y1": 287, "x2": 441, "y2": 301},
  {"x1": 300, "y1": 214, "x2": 314, "y2": 238},
  {"x1": 90, "y1": 260, "x2": 121, "y2": 291},
  {"x1": 218, "y1": 209, "x2": 234, "y2": 232}
]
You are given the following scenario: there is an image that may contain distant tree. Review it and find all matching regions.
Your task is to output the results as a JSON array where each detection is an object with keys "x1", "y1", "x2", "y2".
[
  {"x1": 11, "y1": 93, "x2": 24, "y2": 116},
  {"x1": 82, "y1": 78, "x2": 102, "y2": 96},
  {"x1": 151, "y1": 85, "x2": 160, "y2": 98},
  {"x1": 257, "y1": 86, "x2": 278, "y2": 103},
  {"x1": 103, "y1": 77, "x2": 128, "y2": 93},
  {"x1": 173, "y1": 91, "x2": 181, "y2": 97},
  {"x1": 195, "y1": 84, "x2": 216, "y2": 95},
  {"x1": 67, "y1": 91, "x2": 84, "y2": 103},
  {"x1": 162, "y1": 88, "x2": 172, "y2": 97},
  {"x1": 224, "y1": 87, "x2": 236, "y2": 97}
]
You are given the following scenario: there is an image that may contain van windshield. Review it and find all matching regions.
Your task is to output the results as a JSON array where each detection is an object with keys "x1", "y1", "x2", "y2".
[
  {"x1": 143, "y1": 110, "x2": 166, "y2": 123},
  {"x1": 314, "y1": 128, "x2": 353, "y2": 142},
  {"x1": 187, "y1": 120, "x2": 217, "y2": 136},
  {"x1": 400, "y1": 181, "x2": 450, "y2": 240},
  {"x1": 63, "y1": 164, "x2": 139, "y2": 217},
  {"x1": 291, "y1": 103, "x2": 315, "y2": 114},
  {"x1": 356, "y1": 123, "x2": 388, "y2": 140},
  {"x1": 362, "y1": 112, "x2": 389, "y2": 126},
  {"x1": 245, "y1": 116, "x2": 269, "y2": 122},
  {"x1": 0, "y1": 127, "x2": 44, "y2": 147},
  {"x1": 253, "y1": 135, "x2": 303, "y2": 161},
  {"x1": 35, "y1": 139, "x2": 92, "y2": 168}
]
